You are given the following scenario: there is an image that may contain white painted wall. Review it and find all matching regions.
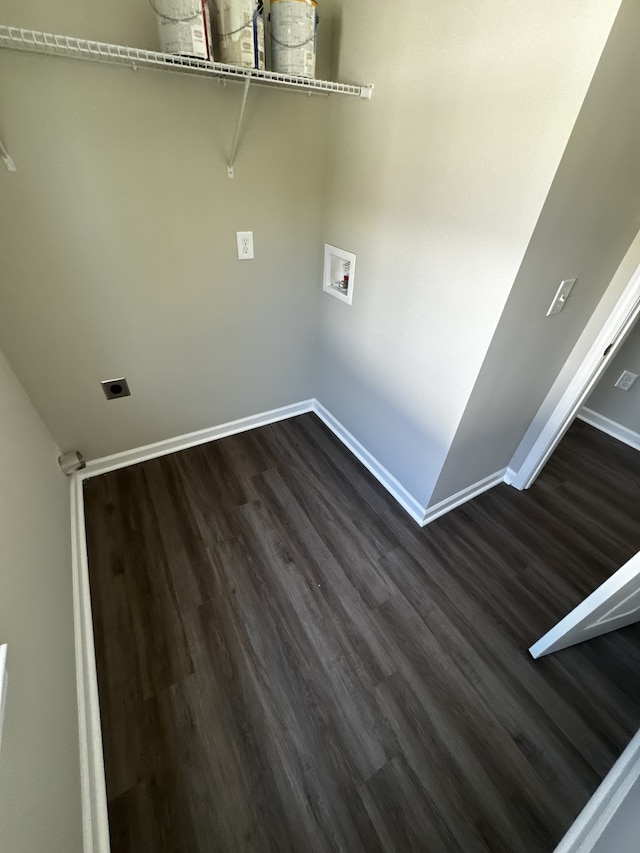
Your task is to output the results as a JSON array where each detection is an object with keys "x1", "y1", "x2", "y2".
[
  {"x1": 0, "y1": 350, "x2": 82, "y2": 851},
  {"x1": 0, "y1": 0, "x2": 333, "y2": 460},
  {"x1": 584, "y1": 322, "x2": 640, "y2": 437},
  {"x1": 317, "y1": 0, "x2": 621, "y2": 508},
  {"x1": 430, "y1": 0, "x2": 640, "y2": 505}
]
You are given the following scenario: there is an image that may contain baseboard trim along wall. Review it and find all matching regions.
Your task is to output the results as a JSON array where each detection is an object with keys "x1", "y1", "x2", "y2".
[
  {"x1": 503, "y1": 467, "x2": 518, "y2": 486},
  {"x1": 421, "y1": 469, "x2": 508, "y2": 527},
  {"x1": 311, "y1": 401, "x2": 427, "y2": 525},
  {"x1": 81, "y1": 398, "x2": 430, "y2": 524},
  {"x1": 70, "y1": 477, "x2": 110, "y2": 853},
  {"x1": 82, "y1": 399, "x2": 510, "y2": 528},
  {"x1": 578, "y1": 407, "x2": 640, "y2": 453},
  {"x1": 71, "y1": 398, "x2": 510, "y2": 848},
  {"x1": 81, "y1": 400, "x2": 316, "y2": 479},
  {"x1": 554, "y1": 728, "x2": 640, "y2": 852}
]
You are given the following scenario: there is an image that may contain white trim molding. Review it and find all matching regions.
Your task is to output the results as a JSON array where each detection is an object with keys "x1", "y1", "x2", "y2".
[
  {"x1": 311, "y1": 401, "x2": 427, "y2": 525},
  {"x1": 81, "y1": 400, "x2": 315, "y2": 480},
  {"x1": 554, "y1": 729, "x2": 640, "y2": 852},
  {"x1": 70, "y1": 398, "x2": 640, "y2": 851},
  {"x1": 71, "y1": 397, "x2": 514, "y2": 849},
  {"x1": 508, "y1": 259, "x2": 640, "y2": 491},
  {"x1": 312, "y1": 401, "x2": 507, "y2": 527},
  {"x1": 73, "y1": 397, "x2": 429, "y2": 849},
  {"x1": 70, "y1": 477, "x2": 110, "y2": 853},
  {"x1": 421, "y1": 469, "x2": 508, "y2": 526},
  {"x1": 503, "y1": 467, "x2": 518, "y2": 486},
  {"x1": 71, "y1": 402, "x2": 319, "y2": 851},
  {"x1": 578, "y1": 408, "x2": 640, "y2": 453},
  {"x1": 81, "y1": 398, "x2": 509, "y2": 529}
]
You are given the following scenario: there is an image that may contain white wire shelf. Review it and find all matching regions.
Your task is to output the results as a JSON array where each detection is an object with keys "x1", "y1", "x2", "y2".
[{"x1": 0, "y1": 25, "x2": 373, "y2": 99}]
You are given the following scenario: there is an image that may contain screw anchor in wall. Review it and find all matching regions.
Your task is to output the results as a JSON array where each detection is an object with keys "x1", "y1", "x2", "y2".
[{"x1": 0, "y1": 140, "x2": 16, "y2": 172}]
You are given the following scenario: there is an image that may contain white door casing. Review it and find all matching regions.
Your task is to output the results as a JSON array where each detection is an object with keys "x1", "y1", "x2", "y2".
[
  {"x1": 507, "y1": 258, "x2": 640, "y2": 491},
  {"x1": 530, "y1": 551, "x2": 640, "y2": 658},
  {"x1": 554, "y1": 728, "x2": 640, "y2": 852}
]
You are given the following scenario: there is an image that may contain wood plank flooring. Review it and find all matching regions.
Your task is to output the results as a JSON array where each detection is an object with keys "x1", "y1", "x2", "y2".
[{"x1": 83, "y1": 415, "x2": 640, "y2": 852}]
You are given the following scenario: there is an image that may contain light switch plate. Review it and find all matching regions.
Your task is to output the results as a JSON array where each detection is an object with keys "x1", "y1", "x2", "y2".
[{"x1": 547, "y1": 278, "x2": 576, "y2": 317}]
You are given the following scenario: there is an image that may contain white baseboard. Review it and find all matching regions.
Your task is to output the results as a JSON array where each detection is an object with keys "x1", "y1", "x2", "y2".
[
  {"x1": 70, "y1": 399, "x2": 514, "y2": 849},
  {"x1": 73, "y1": 399, "x2": 314, "y2": 850},
  {"x1": 578, "y1": 407, "x2": 640, "y2": 453},
  {"x1": 81, "y1": 400, "x2": 315, "y2": 479},
  {"x1": 502, "y1": 467, "x2": 518, "y2": 487},
  {"x1": 70, "y1": 477, "x2": 110, "y2": 853},
  {"x1": 82, "y1": 397, "x2": 429, "y2": 523},
  {"x1": 83, "y1": 397, "x2": 508, "y2": 527},
  {"x1": 421, "y1": 468, "x2": 508, "y2": 526},
  {"x1": 312, "y1": 400, "x2": 427, "y2": 525},
  {"x1": 70, "y1": 400, "x2": 639, "y2": 852},
  {"x1": 554, "y1": 728, "x2": 640, "y2": 852}
]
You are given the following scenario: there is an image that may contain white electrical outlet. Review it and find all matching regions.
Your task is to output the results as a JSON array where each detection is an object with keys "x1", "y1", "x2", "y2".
[
  {"x1": 236, "y1": 231, "x2": 254, "y2": 260},
  {"x1": 614, "y1": 370, "x2": 638, "y2": 391}
]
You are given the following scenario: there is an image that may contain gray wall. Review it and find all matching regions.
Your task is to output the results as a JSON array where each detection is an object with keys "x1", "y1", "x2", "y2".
[
  {"x1": 429, "y1": 0, "x2": 640, "y2": 506},
  {"x1": 316, "y1": 0, "x2": 619, "y2": 508},
  {"x1": 509, "y1": 227, "x2": 640, "y2": 477},
  {"x1": 584, "y1": 321, "x2": 640, "y2": 434},
  {"x1": 0, "y1": 0, "x2": 622, "y2": 496},
  {"x1": 0, "y1": 0, "x2": 333, "y2": 460},
  {"x1": 0, "y1": 350, "x2": 82, "y2": 852}
]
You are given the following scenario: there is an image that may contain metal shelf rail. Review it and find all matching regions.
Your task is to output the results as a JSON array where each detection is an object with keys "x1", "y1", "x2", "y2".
[{"x1": 0, "y1": 25, "x2": 374, "y2": 100}]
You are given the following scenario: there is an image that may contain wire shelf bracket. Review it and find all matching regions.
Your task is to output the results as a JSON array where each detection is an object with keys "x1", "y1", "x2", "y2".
[
  {"x1": 0, "y1": 25, "x2": 373, "y2": 177},
  {"x1": 227, "y1": 77, "x2": 251, "y2": 179}
]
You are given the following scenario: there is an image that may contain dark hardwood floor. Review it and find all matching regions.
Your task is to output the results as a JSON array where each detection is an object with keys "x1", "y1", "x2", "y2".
[{"x1": 84, "y1": 415, "x2": 640, "y2": 852}]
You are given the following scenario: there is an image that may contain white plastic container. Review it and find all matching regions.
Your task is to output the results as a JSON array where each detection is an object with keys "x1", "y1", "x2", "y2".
[
  {"x1": 153, "y1": 0, "x2": 214, "y2": 61},
  {"x1": 270, "y1": 0, "x2": 318, "y2": 78},
  {"x1": 211, "y1": 0, "x2": 265, "y2": 70}
]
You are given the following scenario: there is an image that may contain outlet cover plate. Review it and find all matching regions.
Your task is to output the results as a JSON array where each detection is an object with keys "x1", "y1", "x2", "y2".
[
  {"x1": 236, "y1": 231, "x2": 254, "y2": 260},
  {"x1": 615, "y1": 370, "x2": 638, "y2": 391}
]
